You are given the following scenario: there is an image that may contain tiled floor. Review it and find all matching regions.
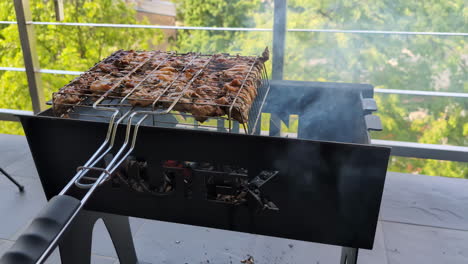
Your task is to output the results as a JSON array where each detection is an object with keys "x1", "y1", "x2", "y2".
[{"x1": 1, "y1": 134, "x2": 468, "y2": 264}]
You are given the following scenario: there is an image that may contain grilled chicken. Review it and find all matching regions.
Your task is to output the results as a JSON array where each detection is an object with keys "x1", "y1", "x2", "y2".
[{"x1": 53, "y1": 48, "x2": 269, "y2": 123}]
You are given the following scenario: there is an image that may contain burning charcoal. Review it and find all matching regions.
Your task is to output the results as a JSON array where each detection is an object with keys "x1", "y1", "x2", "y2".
[
  {"x1": 222, "y1": 165, "x2": 232, "y2": 173},
  {"x1": 217, "y1": 194, "x2": 235, "y2": 202},
  {"x1": 259, "y1": 171, "x2": 271, "y2": 180},
  {"x1": 232, "y1": 167, "x2": 248, "y2": 175},
  {"x1": 164, "y1": 160, "x2": 179, "y2": 168},
  {"x1": 199, "y1": 162, "x2": 214, "y2": 170},
  {"x1": 237, "y1": 191, "x2": 247, "y2": 200},
  {"x1": 184, "y1": 161, "x2": 197, "y2": 169},
  {"x1": 130, "y1": 181, "x2": 144, "y2": 192}
]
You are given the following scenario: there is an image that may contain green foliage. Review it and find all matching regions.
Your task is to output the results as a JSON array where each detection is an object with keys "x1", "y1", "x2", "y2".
[
  {"x1": 174, "y1": 0, "x2": 467, "y2": 178},
  {"x1": 175, "y1": 0, "x2": 258, "y2": 27},
  {"x1": 0, "y1": 0, "x2": 466, "y2": 177},
  {"x1": 173, "y1": 0, "x2": 261, "y2": 52},
  {"x1": 279, "y1": 0, "x2": 467, "y2": 177},
  {"x1": 389, "y1": 157, "x2": 468, "y2": 178},
  {"x1": 0, "y1": 0, "x2": 162, "y2": 117}
]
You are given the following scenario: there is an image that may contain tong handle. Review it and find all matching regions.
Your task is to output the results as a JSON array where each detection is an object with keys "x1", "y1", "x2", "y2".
[{"x1": 0, "y1": 195, "x2": 80, "y2": 264}]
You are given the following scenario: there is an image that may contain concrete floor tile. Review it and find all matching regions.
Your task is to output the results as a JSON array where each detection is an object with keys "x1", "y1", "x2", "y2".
[
  {"x1": 382, "y1": 221, "x2": 468, "y2": 264},
  {"x1": 0, "y1": 135, "x2": 30, "y2": 169},
  {"x1": 381, "y1": 172, "x2": 468, "y2": 231},
  {"x1": 133, "y1": 219, "x2": 340, "y2": 264},
  {"x1": 0, "y1": 239, "x2": 14, "y2": 256},
  {"x1": 91, "y1": 219, "x2": 119, "y2": 259},
  {"x1": 91, "y1": 217, "x2": 147, "y2": 259},
  {"x1": 358, "y1": 221, "x2": 388, "y2": 264},
  {"x1": 0, "y1": 176, "x2": 47, "y2": 240},
  {"x1": 92, "y1": 255, "x2": 118, "y2": 264},
  {"x1": 44, "y1": 249, "x2": 61, "y2": 264},
  {"x1": 2, "y1": 152, "x2": 39, "y2": 179}
]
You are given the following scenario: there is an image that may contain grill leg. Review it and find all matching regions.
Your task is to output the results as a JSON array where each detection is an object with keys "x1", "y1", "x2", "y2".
[
  {"x1": 340, "y1": 247, "x2": 358, "y2": 264},
  {"x1": 58, "y1": 210, "x2": 138, "y2": 264},
  {"x1": 102, "y1": 211, "x2": 138, "y2": 263}
]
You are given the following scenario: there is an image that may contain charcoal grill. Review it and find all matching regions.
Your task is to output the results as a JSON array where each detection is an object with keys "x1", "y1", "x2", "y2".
[{"x1": 0, "y1": 50, "x2": 390, "y2": 264}]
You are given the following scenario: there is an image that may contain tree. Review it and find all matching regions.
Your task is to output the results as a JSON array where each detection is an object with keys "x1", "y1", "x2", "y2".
[
  {"x1": 173, "y1": 0, "x2": 467, "y2": 178},
  {"x1": 172, "y1": 0, "x2": 261, "y2": 53},
  {"x1": 1, "y1": 0, "x2": 466, "y2": 177},
  {"x1": 280, "y1": 0, "x2": 467, "y2": 177},
  {"x1": 0, "y1": 0, "x2": 163, "y2": 134}
]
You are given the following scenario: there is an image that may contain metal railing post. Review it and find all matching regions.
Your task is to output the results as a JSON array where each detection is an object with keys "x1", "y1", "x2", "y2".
[
  {"x1": 54, "y1": 0, "x2": 64, "y2": 21},
  {"x1": 13, "y1": 0, "x2": 46, "y2": 113},
  {"x1": 272, "y1": 0, "x2": 287, "y2": 80}
]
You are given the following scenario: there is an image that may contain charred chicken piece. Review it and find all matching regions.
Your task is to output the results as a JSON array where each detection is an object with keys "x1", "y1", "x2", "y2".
[{"x1": 52, "y1": 48, "x2": 269, "y2": 124}]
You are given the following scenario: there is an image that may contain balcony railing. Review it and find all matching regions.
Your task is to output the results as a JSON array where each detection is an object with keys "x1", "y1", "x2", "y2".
[{"x1": 0, "y1": 0, "x2": 467, "y2": 166}]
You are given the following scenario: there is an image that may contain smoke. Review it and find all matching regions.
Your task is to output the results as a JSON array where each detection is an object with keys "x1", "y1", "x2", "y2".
[{"x1": 264, "y1": 81, "x2": 370, "y2": 143}]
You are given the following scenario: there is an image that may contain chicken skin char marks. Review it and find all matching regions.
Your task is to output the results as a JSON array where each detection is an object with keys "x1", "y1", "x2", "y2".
[
  {"x1": 53, "y1": 49, "x2": 269, "y2": 123},
  {"x1": 53, "y1": 50, "x2": 156, "y2": 113}
]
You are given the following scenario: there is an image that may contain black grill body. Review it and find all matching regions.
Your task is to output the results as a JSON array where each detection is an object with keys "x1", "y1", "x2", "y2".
[{"x1": 19, "y1": 80, "x2": 390, "y2": 250}]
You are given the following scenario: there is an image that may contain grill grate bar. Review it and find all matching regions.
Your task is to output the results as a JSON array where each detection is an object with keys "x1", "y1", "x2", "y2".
[
  {"x1": 148, "y1": 54, "x2": 203, "y2": 110},
  {"x1": 155, "y1": 55, "x2": 215, "y2": 113},
  {"x1": 248, "y1": 65, "x2": 270, "y2": 134},
  {"x1": 93, "y1": 51, "x2": 160, "y2": 107},
  {"x1": 118, "y1": 52, "x2": 175, "y2": 104}
]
